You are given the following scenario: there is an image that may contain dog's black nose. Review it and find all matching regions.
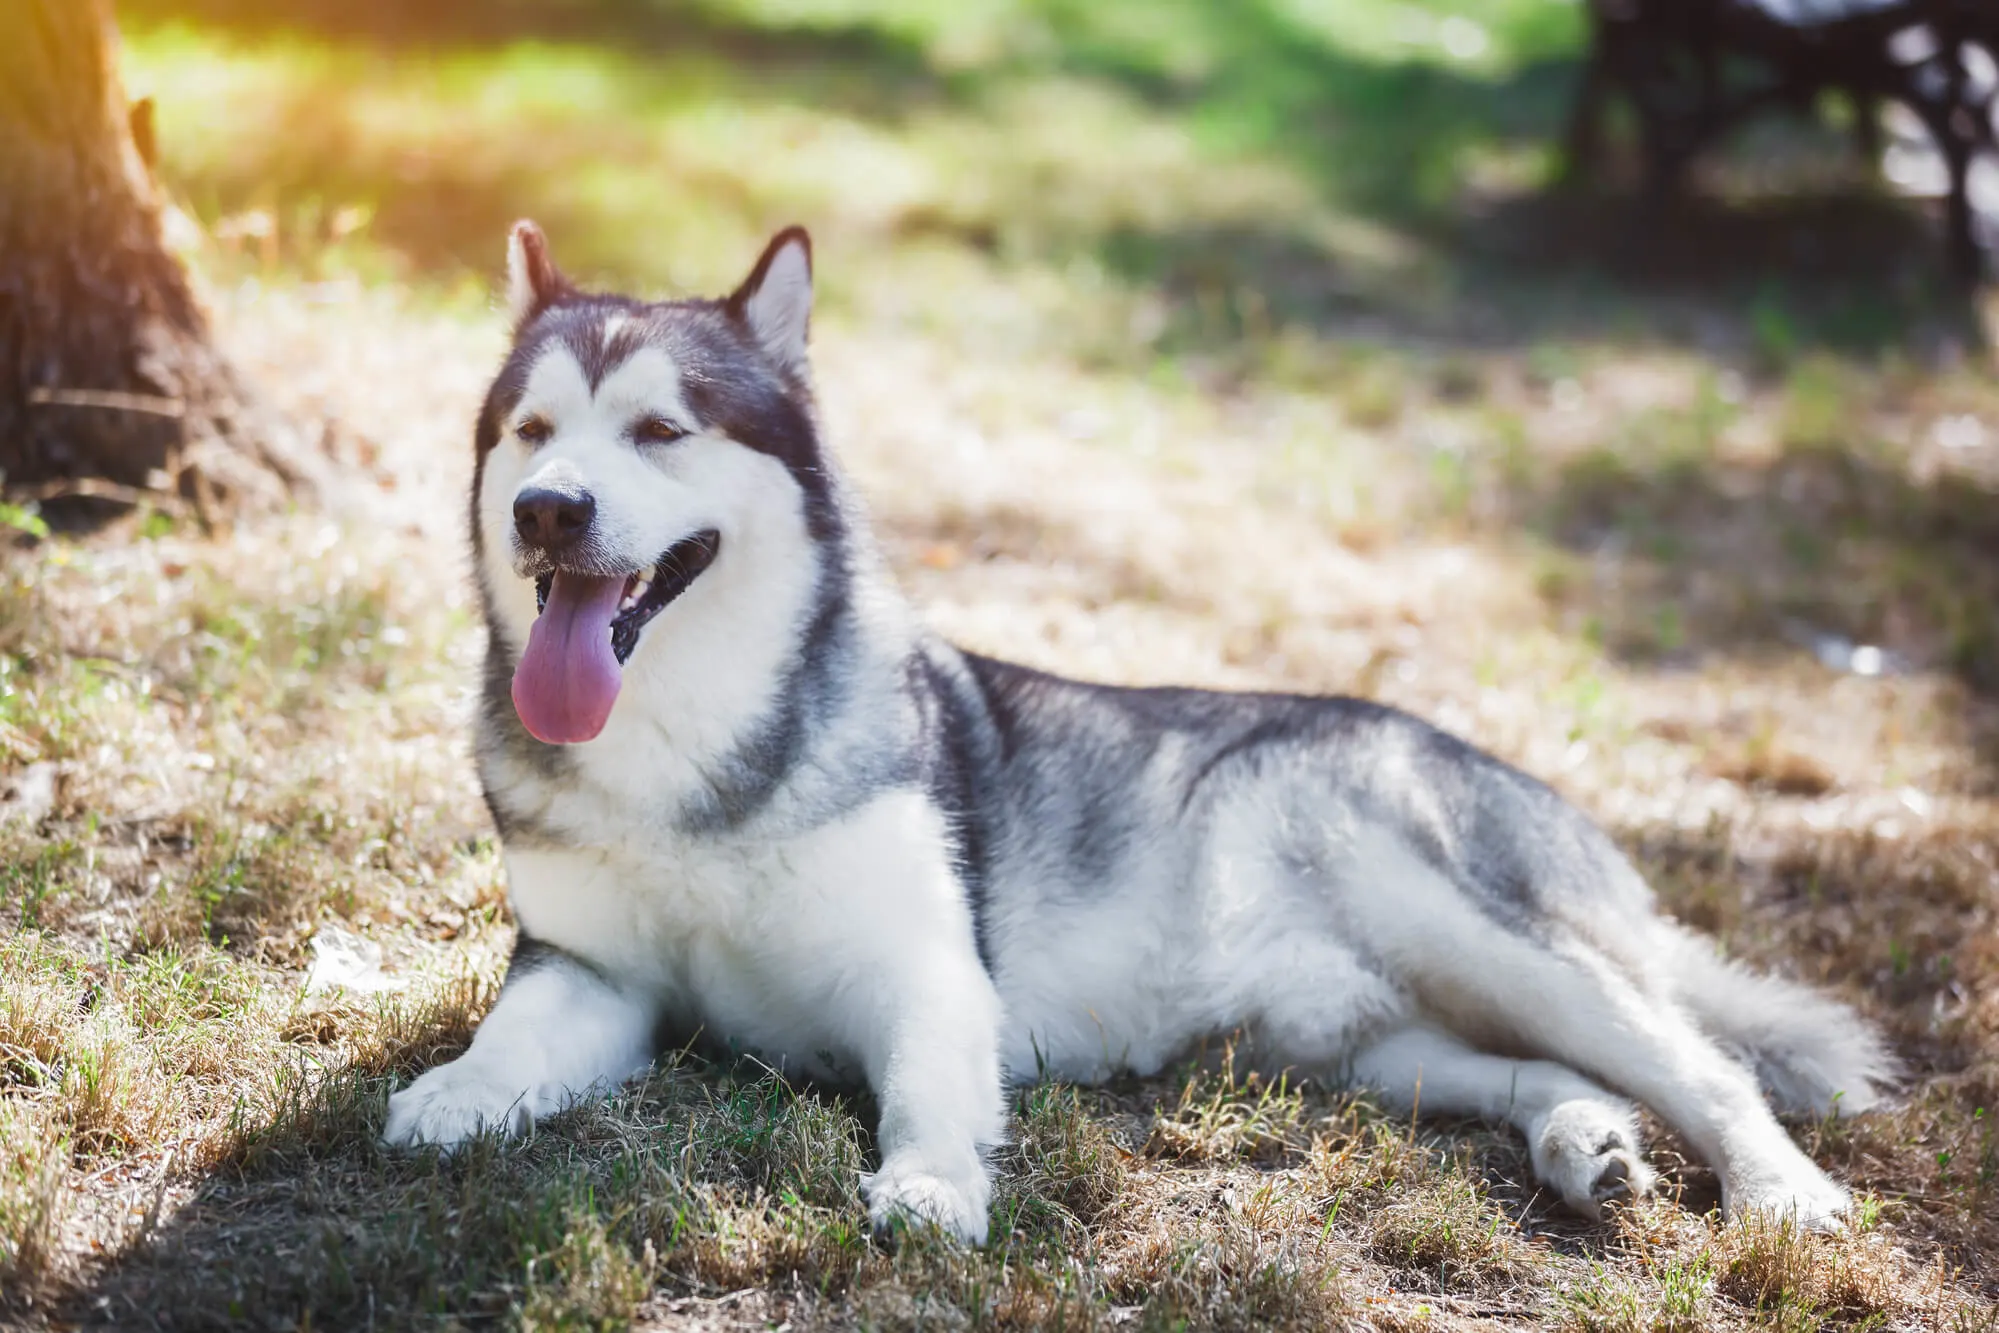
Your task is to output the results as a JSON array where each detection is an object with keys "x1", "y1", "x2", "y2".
[{"x1": 514, "y1": 486, "x2": 595, "y2": 551}]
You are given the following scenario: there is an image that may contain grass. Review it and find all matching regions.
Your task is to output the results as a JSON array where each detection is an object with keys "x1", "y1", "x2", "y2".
[{"x1": 2, "y1": 0, "x2": 1999, "y2": 1326}]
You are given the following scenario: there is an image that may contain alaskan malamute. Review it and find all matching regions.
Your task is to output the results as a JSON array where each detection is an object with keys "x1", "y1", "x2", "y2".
[{"x1": 384, "y1": 223, "x2": 1893, "y2": 1242}]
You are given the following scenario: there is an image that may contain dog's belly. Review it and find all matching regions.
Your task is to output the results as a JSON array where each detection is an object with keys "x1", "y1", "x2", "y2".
[
  {"x1": 983, "y1": 877, "x2": 1237, "y2": 1083},
  {"x1": 992, "y1": 905, "x2": 1401, "y2": 1084},
  {"x1": 985, "y1": 808, "x2": 1411, "y2": 1084}
]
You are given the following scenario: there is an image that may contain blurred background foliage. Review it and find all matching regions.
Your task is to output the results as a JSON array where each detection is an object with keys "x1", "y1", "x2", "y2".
[{"x1": 117, "y1": 0, "x2": 1971, "y2": 370}]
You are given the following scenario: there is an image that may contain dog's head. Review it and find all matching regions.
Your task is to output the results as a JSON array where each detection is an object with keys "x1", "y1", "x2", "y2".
[{"x1": 472, "y1": 222, "x2": 835, "y2": 746}]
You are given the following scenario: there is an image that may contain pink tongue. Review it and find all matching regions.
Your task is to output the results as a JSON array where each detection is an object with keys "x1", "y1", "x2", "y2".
[{"x1": 512, "y1": 572, "x2": 627, "y2": 744}]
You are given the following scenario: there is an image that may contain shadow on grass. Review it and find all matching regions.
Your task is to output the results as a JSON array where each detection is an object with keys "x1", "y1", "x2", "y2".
[
  {"x1": 62, "y1": 1031, "x2": 1615, "y2": 1330},
  {"x1": 1084, "y1": 192, "x2": 1979, "y2": 372},
  {"x1": 1454, "y1": 188, "x2": 1981, "y2": 355},
  {"x1": 65, "y1": 1019, "x2": 880, "y2": 1330},
  {"x1": 1508, "y1": 430, "x2": 1999, "y2": 740}
]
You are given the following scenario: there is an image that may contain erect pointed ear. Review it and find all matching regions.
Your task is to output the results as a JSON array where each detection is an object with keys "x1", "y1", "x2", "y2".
[
  {"x1": 506, "y1": 220, "x2": 574, "y2": 328},
  {"x1": 728, "y1": 226, "x2": 813, "y2": 373}
]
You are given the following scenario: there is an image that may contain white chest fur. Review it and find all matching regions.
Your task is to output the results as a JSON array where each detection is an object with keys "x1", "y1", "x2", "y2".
[{"x1": 504, "y1": 787, "x2": 986, "y2": 1081}]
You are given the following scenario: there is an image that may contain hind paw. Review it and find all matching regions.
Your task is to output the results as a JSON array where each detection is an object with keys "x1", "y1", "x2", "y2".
[
  {"x1": 1531, "y1": 1100, "x2": 1657, "y2": 1219},
  {"x1": 1725, "y1": 1159, "x2": 1849, "y2": 1232}
]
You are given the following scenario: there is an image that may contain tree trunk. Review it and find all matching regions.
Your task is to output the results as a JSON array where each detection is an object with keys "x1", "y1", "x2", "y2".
[{"x1": 0, "y1": 0, "x2": 320, "y2": 524}]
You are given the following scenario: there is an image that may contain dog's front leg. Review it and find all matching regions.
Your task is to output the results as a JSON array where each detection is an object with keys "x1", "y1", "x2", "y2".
[
  {"x1": 383, "y1": 940, "x2": 655, "y2": 1150},
  {"x1": 827, "y1": 805, "x2": 1005, "y2": 1245},
  {"x1": 857, "y1": 952, "x2": 1007, "y2": 1246}
]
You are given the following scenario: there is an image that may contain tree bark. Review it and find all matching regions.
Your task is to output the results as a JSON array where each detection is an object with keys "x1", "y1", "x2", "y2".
[{"x1": 0, "y1": 0, "x2": 319, "y2": 523}]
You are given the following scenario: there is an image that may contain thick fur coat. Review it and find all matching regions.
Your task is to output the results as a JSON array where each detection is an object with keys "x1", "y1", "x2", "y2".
[{"x1": 383, "y1": 224, "x2": 1895, "y2": 1243}]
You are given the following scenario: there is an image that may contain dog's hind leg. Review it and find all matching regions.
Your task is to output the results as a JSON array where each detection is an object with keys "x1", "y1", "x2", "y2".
[
  {"x1": 1350, "y1": 1026, "x2": 1656, "y2": 1218},
  {"x1": 1483, "y1": 940, "x2": 1854, "y2": 1229},
  {"x1": 1343, "y1": 834, "x2": 1853, "y2": 1229}
]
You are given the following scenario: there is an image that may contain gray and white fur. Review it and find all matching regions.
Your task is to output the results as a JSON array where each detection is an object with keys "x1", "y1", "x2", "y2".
[{"x1": 383, "y1": 222, "x2": 1896, "y2": 1241}]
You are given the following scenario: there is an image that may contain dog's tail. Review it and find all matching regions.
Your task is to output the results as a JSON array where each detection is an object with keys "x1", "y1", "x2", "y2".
[{"x1": 1661, "y1": 925, "x2": 1898, "y2": 1118}]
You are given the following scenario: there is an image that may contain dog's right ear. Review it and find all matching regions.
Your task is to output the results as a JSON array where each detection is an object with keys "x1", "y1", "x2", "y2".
[{"x1": 506, "y1": 220, "x2": 575, "y2": 329}]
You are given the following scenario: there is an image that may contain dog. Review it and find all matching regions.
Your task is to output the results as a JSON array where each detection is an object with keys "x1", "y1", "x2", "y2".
[{"x1": 382, "y1": 221, "x2": 1895, "y2": 1243}]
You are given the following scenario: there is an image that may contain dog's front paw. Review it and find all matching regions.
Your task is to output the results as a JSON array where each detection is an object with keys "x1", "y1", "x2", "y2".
[
  {"x1": 382, "y1": 1055, "x2": 559, "y2": 1150},
  {"x1": 1530, "y1": 1099, "x2": 1657, "y2": 1219},
  {"x1": 861, "y1": 1154, "x2": 991, "y2": 1245}
]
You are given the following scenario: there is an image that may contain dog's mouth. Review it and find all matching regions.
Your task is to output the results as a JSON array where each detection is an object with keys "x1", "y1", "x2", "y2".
[
  {"x1": 512, "y1": 529, "x2": 721, "y2": 746},
  {"x1": 533, "y1": 529, "x2": 722, "y2": 666}
]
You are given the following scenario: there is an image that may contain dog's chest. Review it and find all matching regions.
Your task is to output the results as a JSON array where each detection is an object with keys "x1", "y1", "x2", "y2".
[{"x1": 502, "y1": 823, "x2": 860, "y2": 1073}]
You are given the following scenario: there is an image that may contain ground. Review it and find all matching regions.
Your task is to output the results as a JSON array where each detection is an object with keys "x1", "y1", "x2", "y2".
[{"x1": 3, "y1": 1, "x2": 1998, "y2": 1328}]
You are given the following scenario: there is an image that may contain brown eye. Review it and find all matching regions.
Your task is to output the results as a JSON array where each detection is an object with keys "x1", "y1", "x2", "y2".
[
  {"x1": 633, "y1": 415, "x2": 686, "y2": 445},
  {"x1": 516, "y1": 416, "x2": 552, "y2": 445}
]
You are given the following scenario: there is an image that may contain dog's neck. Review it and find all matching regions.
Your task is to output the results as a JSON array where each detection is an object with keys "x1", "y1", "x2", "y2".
[{"x1": 479, "y1": 458, "x2": 924, "y2": 837}]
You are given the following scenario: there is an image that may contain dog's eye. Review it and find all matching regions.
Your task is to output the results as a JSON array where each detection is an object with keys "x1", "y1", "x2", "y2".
[
  {"x1": 632, "y1": 416, "x2": 686, "y2": 445},
  {"x1": 516, "y1": 416, "x2": 552, "y2": 445}
]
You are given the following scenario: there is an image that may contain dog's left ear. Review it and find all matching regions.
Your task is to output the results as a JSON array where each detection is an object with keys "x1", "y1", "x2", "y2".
[{"x1": 729, "y1": 226, "x2": 812, "y2": 373}]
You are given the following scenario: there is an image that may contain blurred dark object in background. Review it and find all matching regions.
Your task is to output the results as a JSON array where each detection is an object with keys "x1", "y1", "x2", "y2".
[{"x1": 1566, "y1": 0, "x2": 1999, "y2": 280}]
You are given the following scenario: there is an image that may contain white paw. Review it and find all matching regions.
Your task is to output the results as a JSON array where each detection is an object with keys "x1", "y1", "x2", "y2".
[
  {"x1": 381, "y1": 1054, "x2": 569, "y2": 1150},
  {"x1": 861, "y1": 1154, "x2": 991, "y2": 1245},
  {"x1": 1530, "y1": 1100, "x2": 1657, "y2": 1219},
  {"x1": 1724, "y1": 1157, "x2": 1850, "y2": 1232}
]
